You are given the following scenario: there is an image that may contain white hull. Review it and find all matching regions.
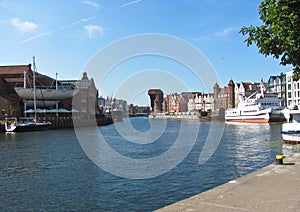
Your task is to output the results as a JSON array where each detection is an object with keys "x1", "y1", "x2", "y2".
[
  {"x1": 282, "y1": 134, "x2": 300, "y2": 144},
  {"x1": 281, "y1": 122, "x2": 300, "y2": 144},
  {"x1": 225, "y1": 109, "x2": 271, "y2": 123}
]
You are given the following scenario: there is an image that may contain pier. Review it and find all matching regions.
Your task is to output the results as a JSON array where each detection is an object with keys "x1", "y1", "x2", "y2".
[{"x1": 156, "y1": 153, "x2": 300, "y2": 211}]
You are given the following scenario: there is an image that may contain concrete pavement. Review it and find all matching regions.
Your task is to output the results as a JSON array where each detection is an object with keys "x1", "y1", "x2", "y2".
[{"x1": 156, "y1": 153, "x2": 300, "y2": 211}]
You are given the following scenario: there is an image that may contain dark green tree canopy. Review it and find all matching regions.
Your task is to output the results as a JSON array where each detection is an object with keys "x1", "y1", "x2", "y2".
[{"x1": 240, "y1": 0, "x2": 300, "y2": 80}]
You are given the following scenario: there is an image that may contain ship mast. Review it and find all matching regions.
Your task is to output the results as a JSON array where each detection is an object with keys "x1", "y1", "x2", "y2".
[
  {"x1": 24, "y1": 70, "x2": 27, "y2": 118},
  {"x1": 32, "y1": 56, "x2": 37, "y2": 121}
]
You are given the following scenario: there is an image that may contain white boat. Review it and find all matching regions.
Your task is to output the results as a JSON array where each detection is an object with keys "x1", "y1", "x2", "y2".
[
  {"x1": 281, "y1": 110, "x2": 300, "y2": 144},
  {"x1": 225, "y1": 83, "x2": 285, "y2": 123}
]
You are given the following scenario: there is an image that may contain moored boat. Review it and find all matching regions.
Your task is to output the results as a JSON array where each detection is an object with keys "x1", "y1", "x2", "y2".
[
  {"x1": 281, "y1": 110, "x2": 300, "y2": 144},
  {"x1": 5, "y1": 117, "x2": 50, "y2": 132},
  {"x1": 4, "y1": 57, "x2": 52, "y2": 132},
  {"x1": 225, "y1": 83, "x2": 285, "y2": 123}
]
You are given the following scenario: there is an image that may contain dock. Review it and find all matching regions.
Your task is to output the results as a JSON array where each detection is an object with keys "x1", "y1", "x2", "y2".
[{"x1": 156, "y1": 153, "x2": 300, "y2": 211}]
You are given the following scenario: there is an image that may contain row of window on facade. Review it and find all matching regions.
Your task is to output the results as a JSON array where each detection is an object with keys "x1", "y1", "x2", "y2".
[{"x1": 270, "y1": 71, "x2": 300, "y2": 108}]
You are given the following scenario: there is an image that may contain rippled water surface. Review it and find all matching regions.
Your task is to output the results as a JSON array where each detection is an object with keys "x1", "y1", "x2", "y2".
[{"x1": 0, "y1": 118, "x2": 283, "y2": 211}]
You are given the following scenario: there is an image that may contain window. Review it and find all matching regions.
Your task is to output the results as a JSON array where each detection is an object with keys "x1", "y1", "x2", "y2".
[
  {"x1": 288, "y1": 92, "x2": 292, "y2": 98},
  {"x1": 288, "y1": 84, "x2": 292, "y2": 90}
]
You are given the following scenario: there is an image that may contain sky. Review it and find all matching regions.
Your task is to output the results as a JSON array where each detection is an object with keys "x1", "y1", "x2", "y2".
[{"x1": 0, "y1": 0, "x2": 293, "y2": 105}]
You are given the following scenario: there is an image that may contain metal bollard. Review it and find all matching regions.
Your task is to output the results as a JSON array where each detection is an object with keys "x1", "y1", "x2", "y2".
[{"x1": 276, "y1": 155, "x2": 285, "y2": 165}]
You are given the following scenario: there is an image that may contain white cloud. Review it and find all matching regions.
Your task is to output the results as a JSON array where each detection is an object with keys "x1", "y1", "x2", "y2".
[
  {"x1": 193, "y1": 27, "x2": 234, "y2": 41},
  {"x1": 82, "y1": 1, "x2": 101, "y2": 9},
  {"x1": 116, "y1": 0, "x2": 142, "y2": 10},
  {"x1": 214, "y1": 27, "x2": 234, "y2": 38},
  {"x1": 84, "y1": 24, "x2": 103, "y2": 38},
  {"x1": 11, "y1": 18, "x2": 37, "y2": 33}
]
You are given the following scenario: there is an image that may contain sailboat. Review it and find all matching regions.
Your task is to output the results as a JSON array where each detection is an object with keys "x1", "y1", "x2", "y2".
[
  {"x1": 5, "y1": 117, "x2": 50, "y2": 132},
  {"x1": 5, "y1": 57, "x2": 51, "y2": 132}
]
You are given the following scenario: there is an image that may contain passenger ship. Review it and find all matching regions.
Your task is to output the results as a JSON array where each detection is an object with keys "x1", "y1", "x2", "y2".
[{"x1": 225, "y1": 84, "x2": 285, "y2": 123}]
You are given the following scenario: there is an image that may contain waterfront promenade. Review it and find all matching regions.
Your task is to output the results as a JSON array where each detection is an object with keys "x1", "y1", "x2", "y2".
[{"x1": 157, "y1": 153, "x2": 300, "y2": 211}]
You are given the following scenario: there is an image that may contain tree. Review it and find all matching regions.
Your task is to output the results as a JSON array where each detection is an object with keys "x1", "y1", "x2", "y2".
[{"x1": 240, "y1": 0, "x2": 300, "y2": 80}]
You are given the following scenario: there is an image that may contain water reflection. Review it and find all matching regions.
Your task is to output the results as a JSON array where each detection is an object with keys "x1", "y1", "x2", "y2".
[{"x1": 223, "y1": 123, "x2": 282, "y2": 176}]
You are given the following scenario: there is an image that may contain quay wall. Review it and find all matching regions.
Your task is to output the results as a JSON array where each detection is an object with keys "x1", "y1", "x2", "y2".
[
  {"x1": 149, "y1": 112, "x2": 223, "y2": 121},
  {"x1": 0, "y1": 116, "x2": 113, "y2": 132},
  {"x1": 156, "y1": 153, "x2": 300, "y2": 211},
  {"x1": 150, "y1": 113, "x2": 200, "y2": 120}
]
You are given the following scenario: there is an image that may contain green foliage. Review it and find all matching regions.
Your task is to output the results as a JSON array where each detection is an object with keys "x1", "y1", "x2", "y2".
[{"x1": 240, "y1": 0, "x2": 300, "y2": 79}]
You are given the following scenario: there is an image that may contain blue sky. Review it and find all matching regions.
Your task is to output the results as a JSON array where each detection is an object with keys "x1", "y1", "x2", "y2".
[{"x1": 0, "y1": 0, "x2": 293, "y2": 105}]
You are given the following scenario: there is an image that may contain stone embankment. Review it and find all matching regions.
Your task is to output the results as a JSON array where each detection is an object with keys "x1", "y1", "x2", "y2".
[
  {"x1": 156, "y1": 153, "x2": 300, "y2": 212},
  {"x1": 0, "y1": 116, "x2": 113, "y2": 132}
]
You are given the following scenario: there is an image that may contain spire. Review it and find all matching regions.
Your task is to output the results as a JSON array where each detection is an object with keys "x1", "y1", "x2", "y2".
[{"x1": 82, "y1": 72, "x2": 89, "y2": 80}]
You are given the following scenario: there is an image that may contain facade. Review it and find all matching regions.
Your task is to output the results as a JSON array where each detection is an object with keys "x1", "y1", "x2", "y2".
[
  {"x1": 234, "y1": 81, "x2": 261, "y2": 108},
  {"x1": 164, "y1": 93, "x2": 184, "y2": 113},
  {"x1": 0, "y1": 64, "x2": 62, "y2": 118},
  {"x1": 267, "y1": 73, "x2": 286, "y2": 107},
  {"x1": 187, "y1": 92, "x2": 202, "y2": 112},
  {"x1": 286, "y1": 71, "x2": 300, "y2": 108},
  {"x1": 202, "y1": 93, "x2": 214, "y2": 112},
  {"x1": 156, "y1": 91, "x2": 212, "y2": 114},
  {"x1": 165, "y1": 93, "x2": 176, "y2": 113},
  {"x1": 0, "y1": 64, "x2": 100, "y2": 121},
  {"x1": 70, "y1": 72, "x2": 100, "y2": 117},
  {"x1": 213, "y1": 80, "x2": 235, "y2": 110}
]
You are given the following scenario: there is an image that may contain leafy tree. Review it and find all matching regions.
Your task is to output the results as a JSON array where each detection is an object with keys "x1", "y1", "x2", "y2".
[{"x1": 240, "y1": 0, "x2": 300, "y2": 81}]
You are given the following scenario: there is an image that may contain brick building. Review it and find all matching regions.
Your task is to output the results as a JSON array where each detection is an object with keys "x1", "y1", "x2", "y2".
[
  {"x1": 213, "y1": 79, "x2": 235, "y2": 110},
  {"x1": 0, "y1": 64, "x2": 99, "y2": 120}
]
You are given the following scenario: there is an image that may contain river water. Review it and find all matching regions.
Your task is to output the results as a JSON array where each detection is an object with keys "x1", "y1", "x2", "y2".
[{"x1": 0, "y1": 117, "x2": 283, "y2": 211}]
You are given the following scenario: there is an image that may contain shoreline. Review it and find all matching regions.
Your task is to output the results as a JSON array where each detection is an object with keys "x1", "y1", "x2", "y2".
[
  {"x1": 156, "y1": 153, "x2": 300, "y2": 211},
  {"x1": 0, "y1": 116, "x2": 113, "y2": 132},
  {"x1": 149, "y1": 112, "x2": 223, "y2": 121}
]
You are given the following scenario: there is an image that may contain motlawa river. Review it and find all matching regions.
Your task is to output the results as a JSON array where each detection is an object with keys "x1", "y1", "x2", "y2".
[{"x1": 0, "y1": 117, "x2": 283, "y2": 211}]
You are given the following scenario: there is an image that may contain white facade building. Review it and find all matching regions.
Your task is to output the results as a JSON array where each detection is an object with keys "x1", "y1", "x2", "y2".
[{"x1": 286, "y1": 71, "x2": 300, "y2": 108}]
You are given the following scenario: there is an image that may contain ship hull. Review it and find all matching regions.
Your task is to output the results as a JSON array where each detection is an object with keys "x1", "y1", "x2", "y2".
[
  {"x1": 15, "y1": 123, "x2": 50, "y2": 132},
  {"x1": 281, "y1": 122, "x2": 300, "y2": 144},
  {"x1": 5, "y1": 118, "x2": 50, "y2": 132},
  {"x1": 225, "y1": 113, "x2": 270, "y2": 123}
]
